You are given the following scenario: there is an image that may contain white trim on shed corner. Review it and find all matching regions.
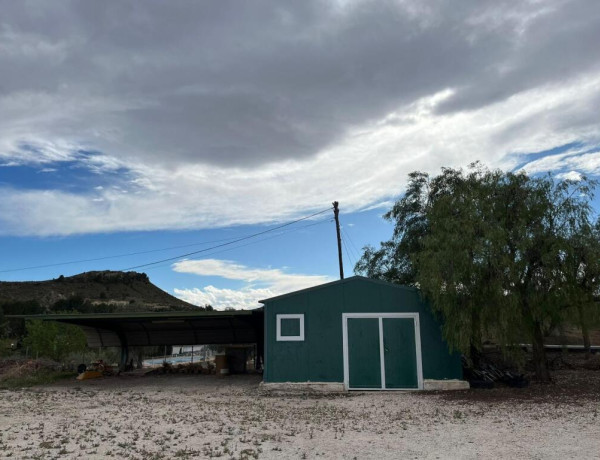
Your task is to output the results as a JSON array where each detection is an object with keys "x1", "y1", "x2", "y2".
[
  {"x1": 342, "y1": 312, "x2": 424, "y2": 391},
  {"x1": 276, "y1": 314, "x2": 305, "y2": 341}
]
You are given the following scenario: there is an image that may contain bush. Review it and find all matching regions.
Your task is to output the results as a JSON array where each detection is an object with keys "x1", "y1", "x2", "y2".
[
  {"x1": 23, "y1": 320, "x2": 86, "y2": 362},
  {"x1": 0, "y1": 300, "x2": 43, "y2": 338},
  {"x1": 0, "y1": 358, "x2": 75, "y2": 388}
]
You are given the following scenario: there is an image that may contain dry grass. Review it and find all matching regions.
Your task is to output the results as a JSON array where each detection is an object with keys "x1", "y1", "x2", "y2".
[
  {"x1": 1, "y1": 370, "x2": 599, "y2": 459},
  {"x1": 0, "y1": 358, "x2": 74, "y2": 389}
]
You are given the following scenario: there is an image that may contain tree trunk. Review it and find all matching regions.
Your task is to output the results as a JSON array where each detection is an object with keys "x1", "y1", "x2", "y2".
[
  {"x1": 577, "y1": 303, "x2": 592, "y2": 359},
  {"x1": 557, "y1": 323, "x2": 568, "y2": 358},
  {"x1": 470, "y1": 309, "x2": 482, "y2": 368},
  {"x1": 532, "y1": 322, "x2": 551, "y2": 382},
  {"x1": 470, "y1": 344, "x2": 481, "y2": 368}
]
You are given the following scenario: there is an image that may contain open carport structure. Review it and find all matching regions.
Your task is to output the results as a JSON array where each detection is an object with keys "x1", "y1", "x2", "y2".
[{"x1": 13, "y1": 310, "x2": 264, "y2": 367}]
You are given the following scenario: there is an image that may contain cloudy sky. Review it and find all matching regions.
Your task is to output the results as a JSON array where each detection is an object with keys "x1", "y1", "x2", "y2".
[{"x1": 1, "y1": 0, "x2": 600, "y2": 308}]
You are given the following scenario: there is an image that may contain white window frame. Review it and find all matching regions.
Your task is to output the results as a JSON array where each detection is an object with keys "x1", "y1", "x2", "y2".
[{"x1": 276, "y1": 314, "x2": 305, "y2": 341}]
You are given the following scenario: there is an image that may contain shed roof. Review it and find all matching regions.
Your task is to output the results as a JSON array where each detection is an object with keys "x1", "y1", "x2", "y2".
[{"x1": 259, "y1": 276, "x2": 416, "y2": 304}]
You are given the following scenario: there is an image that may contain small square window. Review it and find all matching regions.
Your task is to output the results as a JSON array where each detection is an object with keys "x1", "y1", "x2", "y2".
[{"x1": 276, "y1": 314, "x2": 304, "y2": 341}]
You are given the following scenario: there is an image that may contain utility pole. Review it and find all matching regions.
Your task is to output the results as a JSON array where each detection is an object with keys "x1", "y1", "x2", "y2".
[{"x1": 333, "y1": 201, "x2": 344, "y2": 279}]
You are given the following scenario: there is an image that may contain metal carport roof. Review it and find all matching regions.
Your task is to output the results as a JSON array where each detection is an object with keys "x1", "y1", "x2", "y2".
[{"x1": 9, "y1": 310, "x2": 264, "y2": 349}]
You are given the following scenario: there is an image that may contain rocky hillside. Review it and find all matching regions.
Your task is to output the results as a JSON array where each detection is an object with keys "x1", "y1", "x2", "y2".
[{"x1": 0, "y1": 271, "x2": 198, "y2": 313}]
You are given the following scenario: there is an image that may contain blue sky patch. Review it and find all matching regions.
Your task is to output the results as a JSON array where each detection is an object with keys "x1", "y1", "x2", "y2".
[
  {"x1": 511, "y1": 142, "x2": 585, "y2": 170},
  {"x1": 0, "y1": 150, "x2": 133, "y2": 194}
]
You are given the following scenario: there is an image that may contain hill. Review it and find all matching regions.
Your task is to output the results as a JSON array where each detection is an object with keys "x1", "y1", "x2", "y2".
[{"x1": 0, "y1": 271, "x2": 199, "y2": 313}]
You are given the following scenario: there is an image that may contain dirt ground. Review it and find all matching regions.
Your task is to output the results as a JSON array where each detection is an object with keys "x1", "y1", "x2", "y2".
[{"x1": 1, "y1": 371, "x2": 599, "y2": 459}]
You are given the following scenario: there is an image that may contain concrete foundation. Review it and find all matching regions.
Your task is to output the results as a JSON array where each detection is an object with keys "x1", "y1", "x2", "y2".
[
  {"x1": 423, "y1": 379, "x2": 470, "y2": 391},
  {"x1": 261, "y1": 380, "x2": 470, "y2": 392},
  {"x1": 260, "y1": 382, "x2": 346, "y2": 393},
  {"x1": 260, "y1": 379, "x2": 469, "y2": 393}
]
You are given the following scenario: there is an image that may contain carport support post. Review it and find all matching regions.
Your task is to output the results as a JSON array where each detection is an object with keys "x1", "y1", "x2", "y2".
[
  {"x1": 120, "y1": 346, "x2": 129, "y2": 368},
  {"x1": 118, "y1": 332, "x2": 129, "y2": 369}
]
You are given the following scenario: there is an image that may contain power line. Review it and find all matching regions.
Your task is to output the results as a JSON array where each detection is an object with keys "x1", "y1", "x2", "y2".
[
  {"x1": 141, "y1": 218, "x2": 333, "y2": 272},
  {"x1": 342, "y1": 227, "x2": 360, "y2": 254},
  {"x1": 342, "y1": 227, "x2": 361, "y2": 263},
  {"x1": 341, "y1": 235, "x2": 355, "y2": 272},
  {"x1": 121, "y1": 207, "x2": 333, "y2": 271},
  {"x1": 136, "y1": 218, "x2": 332, "y2": 272},
  {"x1": 0, "y1": 235, "x2": 244, "y2": 274},
  {"x1": 0, "y1": 208, "x2": 332, "y2": 275}
]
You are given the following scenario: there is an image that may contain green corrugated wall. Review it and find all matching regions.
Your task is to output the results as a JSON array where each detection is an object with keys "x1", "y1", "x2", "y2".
[{"x1": 263, "y1": 276, "x2": 462, "y2": 383}]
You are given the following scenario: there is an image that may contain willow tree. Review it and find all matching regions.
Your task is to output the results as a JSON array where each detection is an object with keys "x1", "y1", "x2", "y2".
[
  {"x1": 356, "y1": 163, "x2": 597, "y2": 381},
  {"x1": 354, "y1": 171, "x2": 431, "y2": 285},
  {"x1": 562, "y1": 221, "x2": 600, "y2": 357}
]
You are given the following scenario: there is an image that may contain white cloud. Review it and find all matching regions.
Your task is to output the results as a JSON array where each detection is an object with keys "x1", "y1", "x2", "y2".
[
  {"x1": 0, "y1": 1, "x2": 600, "y2": 235},
  {"x1": 172, "y1": 259, "x2": 332, "y2": 310},
  {"x1": 520, "y1": 146, "x2": 600, "y2": 178},
  {"x1": 173, "y1": 286, "x2": 275, "y2": 311},
  {"x1": 173, "y1": 259, "x2": 331, "y2": 291},
  {"x1": 1, "y1": 74, "x2": 599, "y2": 236},
  {"x1": 555, "y1": 171, "x2": 583, "y2": 181}
]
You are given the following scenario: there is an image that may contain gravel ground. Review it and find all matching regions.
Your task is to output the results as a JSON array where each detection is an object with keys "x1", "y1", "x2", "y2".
[{"x1": 0, "y1": 371, "x2": 599, "y2": 459}]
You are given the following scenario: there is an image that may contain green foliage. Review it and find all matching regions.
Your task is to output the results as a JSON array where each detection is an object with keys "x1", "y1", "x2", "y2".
[
  {"x1": 0, "y1": 300, "x2": 43, "y2": 338},
  {"x1": 49, "y1": 295, "x2": 120, "y2": 314},
  {"x1": 23, "y1": 320, "x2": 87, "y2": 362},
  {"x1": 355, "y1": 171, "x2": 431, "y2": 285},
  {"x1": 561, "y1": 221, "x2": 600, "y2": 351},
  {"x1": 357, "y1": 163, "x2": 600, "y2": 380},
  {"x1": 0, "y1": 338, "x2": 16, "y2": 358},
  {"x1": 0, "y1": 296, "x2": 120, "y2": 339}
]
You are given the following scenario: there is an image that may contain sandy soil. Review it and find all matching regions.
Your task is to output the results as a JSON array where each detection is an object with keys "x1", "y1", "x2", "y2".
[{"x1": 0, "y1": 372, "x2": 599, "y2": 459}]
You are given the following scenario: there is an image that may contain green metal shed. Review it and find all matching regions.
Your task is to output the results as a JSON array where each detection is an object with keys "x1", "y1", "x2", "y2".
[{"x1": 260, "y1": 276, "x2": 468, "y2": 391}]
